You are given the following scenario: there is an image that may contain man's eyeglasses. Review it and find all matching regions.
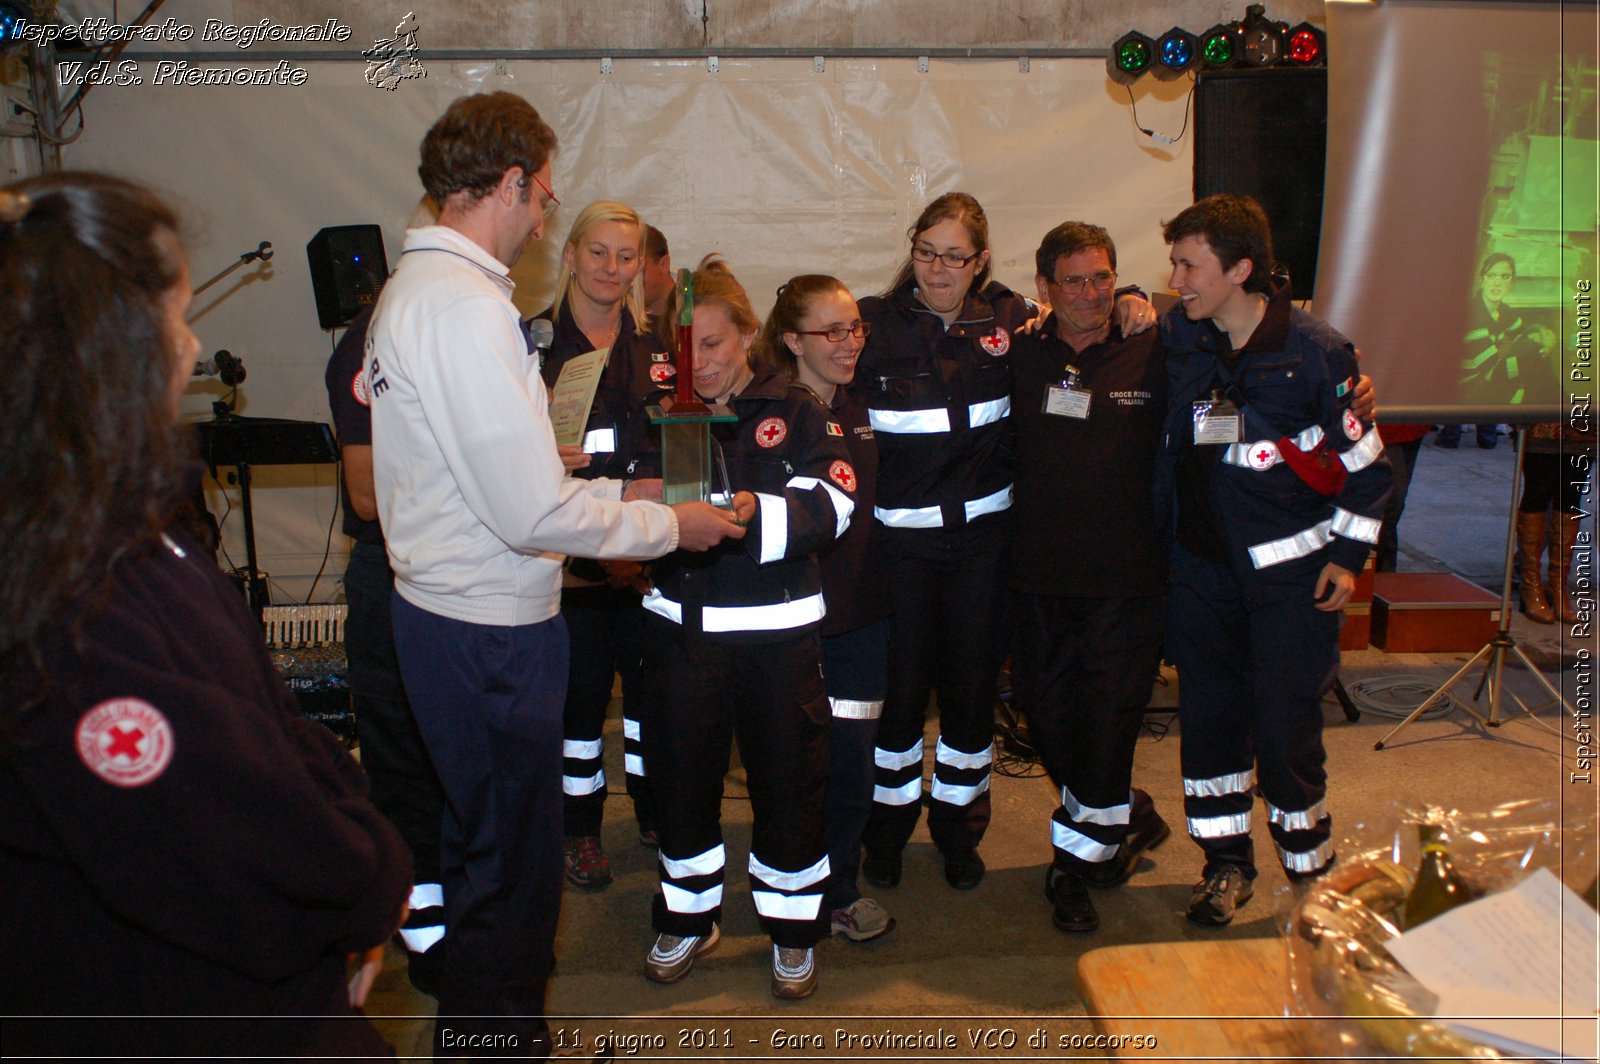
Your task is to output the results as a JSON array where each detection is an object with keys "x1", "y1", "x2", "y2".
[
  {"x1": 910, "y1": 245, "x2": 982, "y2": 270},
  {"x1": 530, "y1": 169, "x2": 561, "y2": 214},
  {"x1": 794, "y1": 322, "x2": 872, "y2": 343},
  {"x1": 1050, "y1": 270, "x2": 1117, "y2": 296}
]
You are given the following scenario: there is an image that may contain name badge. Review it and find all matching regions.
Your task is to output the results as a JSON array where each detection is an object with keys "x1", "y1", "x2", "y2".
[
  {"x1": 1043, "y1": 384, "x2": 1092, "y2": 419},
  {"x1": 1193, "y1": 399, "x2": 1242, "y2": 444}
]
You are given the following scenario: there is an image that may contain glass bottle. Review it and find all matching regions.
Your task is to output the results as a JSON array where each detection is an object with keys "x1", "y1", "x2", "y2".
[{"x1": 1403, "y1": 823, "x2": 1474, "y2": 929}]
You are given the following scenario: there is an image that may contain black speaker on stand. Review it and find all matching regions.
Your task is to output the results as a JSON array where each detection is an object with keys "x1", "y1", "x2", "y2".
[
  {"x1": 306, "y1": 224, "x2": 388, "y2": 329},
  {"x1": 1194, "y1": 67, "x2": 1327, "y2": 299}
]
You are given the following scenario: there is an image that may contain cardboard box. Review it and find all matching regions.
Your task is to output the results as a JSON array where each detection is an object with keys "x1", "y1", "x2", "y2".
[{"x1": 1370, "y1": 573, "x2": 1502, "y2": 653}]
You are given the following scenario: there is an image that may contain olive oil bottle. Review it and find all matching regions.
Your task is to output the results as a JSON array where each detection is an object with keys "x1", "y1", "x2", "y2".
[{"x1": 1403, "y1": 823, "x2": 1474, "y2": 929}]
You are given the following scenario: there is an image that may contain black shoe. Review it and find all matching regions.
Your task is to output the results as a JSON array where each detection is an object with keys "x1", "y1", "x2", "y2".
[
  {"x1": 1186, "y1": 864, "x2": 1254, "y2": 927},
  {"x1": 1045, "y1": 868, "x2": 1099, "y2": 933},
  {"x1": 1084, "y1": 804, "x2": 1172, "y2": 888},
  {"x1": 862, "y1": 851, "x2": 903, "y2": 889},
  {"x1": 943, "y1": 848, "x2": 985, "y2": 890}
]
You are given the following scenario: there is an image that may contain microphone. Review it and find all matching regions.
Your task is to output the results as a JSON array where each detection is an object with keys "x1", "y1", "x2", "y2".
[
  {"x1": 526, "y1": 318, "x2": 554, "y2": 353},
  {"x1": 193, "y1": 350, "x2": 247, "y2": 386}
]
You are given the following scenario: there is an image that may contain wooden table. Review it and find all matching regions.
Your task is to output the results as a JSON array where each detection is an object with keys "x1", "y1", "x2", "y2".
[{"x1": 1078, "y1": 938, "x2": 1343, "y2": 1062}]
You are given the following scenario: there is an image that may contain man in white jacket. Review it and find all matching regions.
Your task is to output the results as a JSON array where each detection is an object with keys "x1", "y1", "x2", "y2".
[{"x1": 368, "y1": 91, "x2": 744, "y2": 1057}]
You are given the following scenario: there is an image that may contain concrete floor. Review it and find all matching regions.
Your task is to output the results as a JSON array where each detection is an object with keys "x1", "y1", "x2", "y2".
[{"x1": 364, "y1": 430, "x2": 1595, "y2": 1059}]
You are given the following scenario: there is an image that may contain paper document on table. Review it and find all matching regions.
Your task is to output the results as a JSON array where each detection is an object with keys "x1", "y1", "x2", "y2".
[
  {"x1": 1384, "y1": 867, "x2": 1598, "y2": 1061},
  {"x1": 549, "y1": 346, "x2": 609, "y2": 450}
]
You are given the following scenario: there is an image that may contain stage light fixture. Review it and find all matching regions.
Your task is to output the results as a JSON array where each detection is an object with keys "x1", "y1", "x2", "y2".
[
  {"x1": 1238, "y1": 4, "x2": 1289, "y2": 67},
  {"x1": 0, "y1": 3, "x2": 27, "y2": 50},
  {"x1": 1285, "y1": 22, "x2": 1327, "y2": 66},
  {"x1": 1107, "y1": 30, "x2": 1155, "y2": 85},
  {"x1": 1154, "y1": 27, "x2": 1199, "y2": 80},
  {"x1": 1199, "y1": 23, "x2": 1244, "y2": 69}
]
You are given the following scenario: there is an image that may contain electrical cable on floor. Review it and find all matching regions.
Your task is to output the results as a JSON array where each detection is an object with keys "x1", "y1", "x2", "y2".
[{"x1": 1341, "y1": 674, "x2": 1486, "y2": 721}]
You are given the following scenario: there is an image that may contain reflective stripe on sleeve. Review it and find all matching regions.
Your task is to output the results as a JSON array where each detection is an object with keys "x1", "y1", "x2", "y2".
[
  {"x1": 1247, "y1": 520, "x2": 1334, "y2": 569},
  {"x1": 1339, "y1": 429, "x2": 1384, "y2": 472},
  {"x1": 788, "y1": 475, "x2": 855, "y2": 539},
  {"x1": 582, "y1": 427, "x2": 617, "y2": 454},
  {"x1": 755, "y1": 491, "x2": 788, "y2": 563},
  {"x1": 868, "y1": 406, "x2": 951, "y2": 434},
  {"x1": 1330, "y1": 507, "x2": 1381, "y2": 545}
]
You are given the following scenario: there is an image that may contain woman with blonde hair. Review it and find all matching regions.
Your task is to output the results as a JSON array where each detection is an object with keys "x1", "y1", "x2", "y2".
[{"x1": 535, "y1": 199, "x2": 677, "y2": 887}]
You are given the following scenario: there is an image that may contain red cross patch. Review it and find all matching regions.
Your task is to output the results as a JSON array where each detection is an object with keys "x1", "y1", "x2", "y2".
[
  {"x1": 829, "y1": 460, "x2": 857, "y2": 492},
  {"x1": 649, "y1": 363, "x2": 676, "y2": 384},
  {"x1": 75, "y1": 698, "x2": 174, "y2": 788},
  {"x1": 978, "y1": 327, "x2": 1011, "y2": 357},
  {"x1": 351, "y1": 369, "x2": 370, "y2": 408},
  {"x1": 1246, "y1": 440, "x2": 1280, "y2": 471},
  {"x1": 825, "y1": 421, "x2": 844, "y2": 437},
  {"x1": 755, "y1": 417, "x2": 788, "y2": 448},
  {"x1": 1343, "y1": 410, "x2": 1364, "y2": 441}
]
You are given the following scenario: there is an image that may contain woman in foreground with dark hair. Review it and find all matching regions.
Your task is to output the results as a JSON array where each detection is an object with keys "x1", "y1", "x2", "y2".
[{"x1": 0, "y1": 172, "x2": 411, "y2": 1058}]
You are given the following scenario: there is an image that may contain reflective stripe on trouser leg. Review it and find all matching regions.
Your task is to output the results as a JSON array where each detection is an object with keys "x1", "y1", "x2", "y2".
[
  {"x1": 1051, "y1": 785, "x2": 1132, "y2": 866},
  {"x1": 750, "y1": 853, "x2": 830, "y2": 924},
  {"x1": 399, "y1": 881, "x2": 447, "y2": 953},
  {"x1": 657, "y1": 843, "x2": 725, "y2": 918},
  {"x1": 1267, "y1": 798, "x2": 1334, "y2": 876},
  {"x1": 928, "y1": 736, "x2": 993, "y2": 854},
  {"x1": 871, "y1": 736, "x2": 924, "y2": 806}
]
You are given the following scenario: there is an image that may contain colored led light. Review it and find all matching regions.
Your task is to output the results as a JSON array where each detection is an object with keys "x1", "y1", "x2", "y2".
[
  {"x1": 1289, "y1": 29, "x2": 1320, "y2": 64},
  {"x1": 1160, "y1": 36, "x2": 1194, "y2": 69},
  {"x1": 1117, "y1": 38, "x2": 1151, "y2": 73},
  {"x1": 1202, "y1": 33, "x2": 1236, "y2": 65}
]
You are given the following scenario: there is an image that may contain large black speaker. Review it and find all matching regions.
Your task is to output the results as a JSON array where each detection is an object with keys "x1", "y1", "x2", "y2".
[
  {"x1": 1194, "y1": 68, "x2": 1327, "y2": 299},
  {"x1": 306, "y1": 225, "x2": 388, "y2": 329}
]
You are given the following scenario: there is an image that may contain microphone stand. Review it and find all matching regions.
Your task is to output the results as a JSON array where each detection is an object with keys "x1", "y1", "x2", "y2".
[{"x1": 191, "y1": 241, "x2": 274, "y2": 300}]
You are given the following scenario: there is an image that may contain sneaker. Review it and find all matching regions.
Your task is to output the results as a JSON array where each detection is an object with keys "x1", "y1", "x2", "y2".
[
  {"x1": 1186, "y1": 864, "x2": 1254, "y2": 927},
  {"x1": 563, "y1": 835, "x2": 613, "y2": 891},
  {"x1": 1084, "y1": 804, "x2": 1172, "y2": 889},
  {"x1": 1045, "y1": 867, "x2": 1099, "y2": 933},
  {"x1": 638, "y1": 827, "x2": 660, "y2": 850},
  {"x1": 645, "y1": 924, "x2": 720, "y2": 984},
  {"x1": 943, "y1": 848, "x2": 985, "y2": 890},
  {"x1": 830, "y1": 898, "x2": 896, "y2": 942},
  {"x1": 861, "y1": 851, "x2": 902, "y2": 889},
  {"x1": 771, "y1": 945, "x2": 817, "y2": 999}
]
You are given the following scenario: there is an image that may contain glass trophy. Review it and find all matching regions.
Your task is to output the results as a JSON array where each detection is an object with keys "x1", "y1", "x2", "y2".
[{"x1": 648, "y1": 268, "x2": 736, "y2": 505}]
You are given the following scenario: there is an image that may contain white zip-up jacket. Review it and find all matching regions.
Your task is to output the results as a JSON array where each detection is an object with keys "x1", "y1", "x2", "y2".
[{"x1": 368, "y1": 226, "x2": 679, "y2": 626}]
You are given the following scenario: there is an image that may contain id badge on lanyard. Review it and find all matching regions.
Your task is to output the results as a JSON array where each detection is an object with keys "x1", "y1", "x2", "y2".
[
  {"x1": 1042, "y1": 363, "x2": 1091, "y2": 419},
  {"x1": 1193, "y1": 389, "x2": 1242, "y2": 444}
]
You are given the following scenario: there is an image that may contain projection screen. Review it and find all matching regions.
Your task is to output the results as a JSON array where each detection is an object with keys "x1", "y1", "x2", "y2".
[{"x1": 1317, "y1": 0, "x2": 1597, "y2": 422}]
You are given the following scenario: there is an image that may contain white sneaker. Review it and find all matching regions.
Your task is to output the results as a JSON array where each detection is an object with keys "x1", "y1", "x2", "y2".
[
  {"x1": 645, "y1": 924, "x2": 720, "y2": 983},
  {"x1": 771, "y1": 944, "x2": 817, "y2": 999},
  {"x1": 830, "y1": 897, "x2": 895, "y2": 942}
]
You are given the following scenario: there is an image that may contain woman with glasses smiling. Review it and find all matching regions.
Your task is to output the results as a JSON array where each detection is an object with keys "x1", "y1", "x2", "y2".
[
  {"x1": 856, "y1": 192, "x2": 1155, "y2": 895},
  {"x1": 762, "y1": 275, "x2": 895, "y2": 945}
]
